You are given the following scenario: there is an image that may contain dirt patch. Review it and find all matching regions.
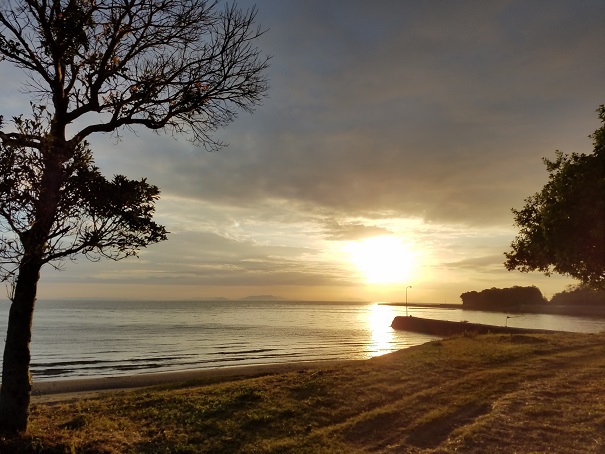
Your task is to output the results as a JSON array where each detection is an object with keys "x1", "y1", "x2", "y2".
[{"x1": 406, "y1": 402, "x2": 491, "y2": 448}]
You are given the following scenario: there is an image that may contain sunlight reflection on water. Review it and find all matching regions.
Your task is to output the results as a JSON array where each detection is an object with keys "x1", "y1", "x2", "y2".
[
  {"x1": 1, "y1": 299, "x2": 602, "y2": 381},
  {"x1": 367, "y1": 304, "x2": 398, "y2": 358}
]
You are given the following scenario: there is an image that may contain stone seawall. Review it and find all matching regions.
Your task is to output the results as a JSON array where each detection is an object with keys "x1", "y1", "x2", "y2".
[{"x1": 391, "y1": 316, "x2": 559, "y2": 336}]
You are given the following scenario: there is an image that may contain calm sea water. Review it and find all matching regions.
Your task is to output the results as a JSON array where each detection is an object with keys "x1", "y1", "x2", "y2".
[{"x1": 0, "y1": 300, "x2": 604, "y2": 381}]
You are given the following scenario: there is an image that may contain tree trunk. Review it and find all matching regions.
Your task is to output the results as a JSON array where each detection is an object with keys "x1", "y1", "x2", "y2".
[
  {"x1": 0, "y1": 259, "x2": 42, "y2": 433},
  {"x1": 0, "y1": 134, "x2": 65, "y2": 433}
]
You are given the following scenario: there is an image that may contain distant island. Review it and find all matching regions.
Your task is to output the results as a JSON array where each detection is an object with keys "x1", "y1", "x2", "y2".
[
  {"x1": 239, "y1": 295, "x2": 288, "y2": 301},
  {"x1": 459, "y1": 285, "x2": 605, "y2": 316}
]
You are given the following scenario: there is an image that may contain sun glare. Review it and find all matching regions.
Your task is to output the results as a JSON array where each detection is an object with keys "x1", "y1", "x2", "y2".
[
  {"x1": 367, "y1": 303, "x2": 397, "y2": 357},
  {"x1": 345, "y1": 236, "x2": 416, "y2": 284}
]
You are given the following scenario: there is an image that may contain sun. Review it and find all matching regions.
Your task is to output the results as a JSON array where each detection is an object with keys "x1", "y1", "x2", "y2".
[{"x1": 344, "y1": 236, "x2": 416, "y2": 284}]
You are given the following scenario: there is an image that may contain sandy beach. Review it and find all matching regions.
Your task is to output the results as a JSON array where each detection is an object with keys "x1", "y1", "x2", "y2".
[{"x1": 31, "y1": 359, "x2": 359, "y2": 403}]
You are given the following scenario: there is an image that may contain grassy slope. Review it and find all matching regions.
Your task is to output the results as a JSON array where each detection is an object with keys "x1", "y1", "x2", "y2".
[{"x1": 3, "y1": 331, "x2": 605, "y2": 453}]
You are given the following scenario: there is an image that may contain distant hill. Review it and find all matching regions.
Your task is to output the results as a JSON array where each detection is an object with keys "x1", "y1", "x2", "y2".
[{"x1": 239, "y1": 295, "x2": 288, "y2": 301}]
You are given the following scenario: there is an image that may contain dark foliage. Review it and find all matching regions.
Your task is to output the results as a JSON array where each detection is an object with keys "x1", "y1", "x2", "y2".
[
  {"x1": 550, "y1": 285, "x2": 605, "y2": 306},
  {"x1": 505, "y1": 105, "x2": 605, "y2": 290},
  {"x1": 0, "y1": 135, "x2": 167, "y2": 282},
  {"x1": 460, "y1": 286, "x2": 547, "y2": 310}
]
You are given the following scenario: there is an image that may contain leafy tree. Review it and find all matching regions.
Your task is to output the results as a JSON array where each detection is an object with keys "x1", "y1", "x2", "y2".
[
  {"x1": 550, "y1": 285, "x2": 605, "y2": 306},
  {"x1": 460, "y1": 286, "x2": 546, "y2": 310},
  {"x1": 0, "y1": 0, "x2": 269, "y2": 433},
  {"x1": 505, "y1": 105, "x2": 605, "y2": 290}
]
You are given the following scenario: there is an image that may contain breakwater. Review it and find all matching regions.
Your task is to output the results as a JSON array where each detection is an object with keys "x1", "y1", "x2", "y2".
[{"x1": 391, "y1": 316, "x2": 558, "y2": 336}]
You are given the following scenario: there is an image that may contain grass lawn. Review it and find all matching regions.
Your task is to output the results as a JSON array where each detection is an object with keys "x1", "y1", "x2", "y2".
[{"x1": 2, "y1": 331, "x2": 605, "y2": 453}]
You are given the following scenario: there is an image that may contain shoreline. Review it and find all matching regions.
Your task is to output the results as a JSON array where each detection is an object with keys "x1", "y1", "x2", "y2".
[
  {"x1": 384, "y1": 302, "x2": 605, "y2": 317},
  {"x1": 31, "y1": 359, "x2": 360, "y2": 403},
  {"x1": 16, "y1": 331, "x2": 605, "y2": 453}
]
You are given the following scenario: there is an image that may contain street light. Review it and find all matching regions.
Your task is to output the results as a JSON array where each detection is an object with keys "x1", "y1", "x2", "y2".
[{"x1": 405, "y1": 285, "x2": 412, "y2": 316}]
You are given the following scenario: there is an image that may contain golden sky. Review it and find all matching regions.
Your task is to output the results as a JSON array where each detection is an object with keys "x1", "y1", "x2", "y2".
[{"x1": 2, "y1": 0, "x2": 603, "y2": 303}]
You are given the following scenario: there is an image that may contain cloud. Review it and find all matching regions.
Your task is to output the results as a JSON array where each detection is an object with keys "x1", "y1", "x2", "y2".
[
  {"x1": 322, "y1": 220, "x2": 392, "y2": 241},
  {"x1": 4, "y1": 0, "x2": 601, "y2": 301},
  {"x1": 444, "y1": 255, "x2": 507, "y2": 273},
  {"x1": 41, "y1": 226, "x2": 354, "y2": 288},
  {"x1": 82, "y1": 0, "x2": 604, "y2": 230}
]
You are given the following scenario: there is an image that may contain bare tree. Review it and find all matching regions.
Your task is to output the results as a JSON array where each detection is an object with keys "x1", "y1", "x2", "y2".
[{"x1": 0, "y1": 0, "x2": 269, "y2": 433}]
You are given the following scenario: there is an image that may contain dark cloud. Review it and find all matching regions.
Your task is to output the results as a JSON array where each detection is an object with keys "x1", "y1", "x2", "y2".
[
  {"x1": 5, "y1": 1, "x2": 599, "y2": 300},
  {"x1": 87, "y1": 0, "x2": 605, "y2": 228}
]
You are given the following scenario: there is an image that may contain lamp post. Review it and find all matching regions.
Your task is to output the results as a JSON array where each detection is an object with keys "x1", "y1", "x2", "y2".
[{"x1": 405, "y1": 285, "x2": 412, "y2": 316}]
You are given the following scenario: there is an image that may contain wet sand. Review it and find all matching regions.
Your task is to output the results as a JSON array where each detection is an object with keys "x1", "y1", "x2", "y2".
[{"x1": 31, "y1": 359, "x2": 359, "y2": 403}]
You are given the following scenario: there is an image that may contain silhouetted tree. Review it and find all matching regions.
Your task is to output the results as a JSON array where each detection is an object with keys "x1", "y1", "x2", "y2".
[
  {"x1": 550, "y1": 285, "x2": 605, "y2": 306},
  {"x1": 505, "y1": 105, "x2": 605, "y2": 290},
  {"x1": 0, "y1": 0, "x2": 269, "y2": 433},
  {"x1": 460, "y1": 286, "x2": 546, "y2": 310}
]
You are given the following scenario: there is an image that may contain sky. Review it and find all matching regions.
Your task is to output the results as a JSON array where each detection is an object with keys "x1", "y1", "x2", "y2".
[{"x1": 1, "y1": 0, "x2": 604, "y2": 303}]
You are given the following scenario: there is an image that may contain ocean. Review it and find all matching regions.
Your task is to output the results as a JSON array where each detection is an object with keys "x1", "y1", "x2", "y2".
[{"x1": 0, "y1": 299, "x2": 604, "y2": 381}]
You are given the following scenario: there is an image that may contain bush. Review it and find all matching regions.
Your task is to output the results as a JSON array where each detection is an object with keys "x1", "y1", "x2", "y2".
[
  {"x1": 550, "y1": 286, "x2": 605, "y2": 306},
  {"x1": 460, "y1": 286, "x2": 547, "y2": 310}
]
